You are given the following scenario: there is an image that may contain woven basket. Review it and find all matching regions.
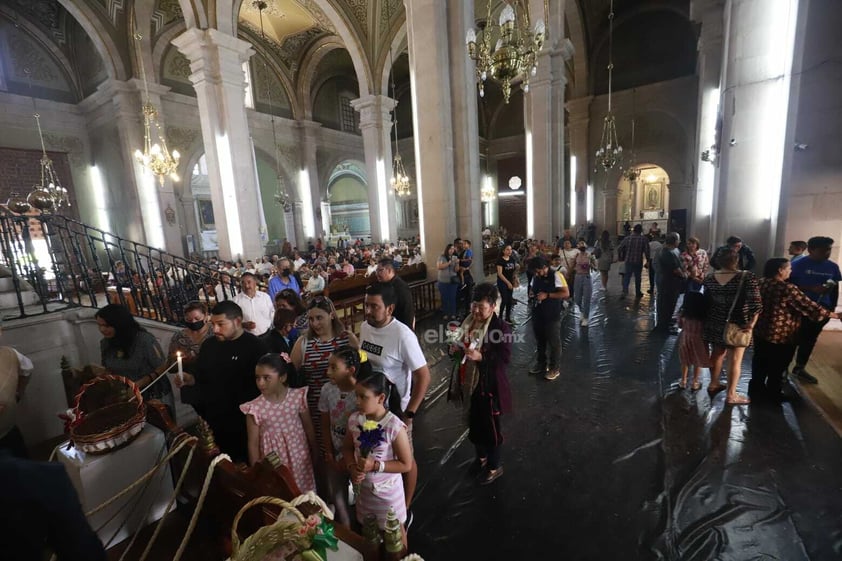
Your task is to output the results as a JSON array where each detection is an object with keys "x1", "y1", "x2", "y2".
[
  {"x1": 231, "y1": 494, "x2": 334, "y2": 561},
  {"x1": 69, "y1": 375, "x2": 146, "y2": 454}
]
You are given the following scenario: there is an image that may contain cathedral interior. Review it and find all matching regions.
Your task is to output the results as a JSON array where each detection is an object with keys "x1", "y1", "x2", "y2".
[{"x1": 1, "y1": 0, "x2": 842, "y2": 559}]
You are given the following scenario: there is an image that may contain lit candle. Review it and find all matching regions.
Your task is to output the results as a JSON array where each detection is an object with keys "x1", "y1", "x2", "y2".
[{"x1": 176, "y1": 351, "x2": 183, "y2": 383}]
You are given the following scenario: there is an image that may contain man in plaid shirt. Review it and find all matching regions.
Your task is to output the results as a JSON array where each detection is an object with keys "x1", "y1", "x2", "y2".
[{"x1": 617, "y1": 224, "x2": 651, "y2": 298}]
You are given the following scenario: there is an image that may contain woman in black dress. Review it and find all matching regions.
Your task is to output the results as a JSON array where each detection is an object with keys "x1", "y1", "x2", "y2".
[
  {"x1": 703, "y1": 248, "x2": 762, "y2": 405},
  {"x1": 451, "y1": 283, "x2": 512, "y2": 484}
]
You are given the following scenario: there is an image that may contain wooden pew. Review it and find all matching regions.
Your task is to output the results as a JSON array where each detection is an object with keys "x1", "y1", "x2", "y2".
[{"x1": 145, "y1": 403, "x2": 378, "y2": 561}]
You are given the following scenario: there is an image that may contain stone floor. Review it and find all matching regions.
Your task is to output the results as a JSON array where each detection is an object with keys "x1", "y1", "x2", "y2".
[{"x1": 407, "y1": 271, "x2": 842, "y2": 560}]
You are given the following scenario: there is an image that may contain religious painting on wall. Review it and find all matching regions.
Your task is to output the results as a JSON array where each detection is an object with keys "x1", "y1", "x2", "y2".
[
  {"x1": 644, "y1": 182, "x2": 663, "y2": 209},
  {"x1": 198, "y1": 199, "x2": 215, "y2": 229}
]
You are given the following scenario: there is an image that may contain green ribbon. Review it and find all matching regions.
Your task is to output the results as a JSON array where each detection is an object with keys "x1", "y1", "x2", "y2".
[{"x1": 299, "y1": 520, "x2": 339, "y2": 561}]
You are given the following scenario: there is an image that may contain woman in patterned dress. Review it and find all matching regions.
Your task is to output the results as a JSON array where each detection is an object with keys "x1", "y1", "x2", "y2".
[
  {"x1": 751, "y1": 258, "x2": 839, "y2": 400},
  {"x1": 290, "y1": 297, "x2": 359, "y2": 442},
  {"x1": 702, "y1": 248, "x2": 762, "y2": 405},
  {"x1": 681, "y1": 236, "x2": 710, "y2": 292}
]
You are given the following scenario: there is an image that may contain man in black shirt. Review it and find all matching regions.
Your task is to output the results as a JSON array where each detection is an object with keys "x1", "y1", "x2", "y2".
[
  {"x1": 176, "y1": 301, "x2": 268, "y2": 462},
  {"x1": 655, "y1": 233, "x2": 686, "y2": 333},
  {"x1": 375, "y1": 257, "x2": 415, "y2": 329}
]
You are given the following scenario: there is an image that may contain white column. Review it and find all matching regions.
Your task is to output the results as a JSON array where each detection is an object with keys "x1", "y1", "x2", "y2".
[
  {"x1": 713, "y1": 0, "x2": 800, "y2": 264},
  {"x1": 405, "y1": 0, "x2": 482, "y2": 278},
  {"x1": 566, "y1": 96, "x2": 593, "y2": 228},
  {"x1": 690, "y1": 0, "x2": 725, "y2": 247},
  {"x1": 173, "y1": 28, "x2": 263, "y2": 261},
  {"x1": 296, "y1": 120, "x2": 323, "y2": 245},
  {"x1": 351, "y1": 95, "x2": 396, "y2": 243},
  {"x1": 525, "y1": 0, "x2": 567, "y2": 241}
]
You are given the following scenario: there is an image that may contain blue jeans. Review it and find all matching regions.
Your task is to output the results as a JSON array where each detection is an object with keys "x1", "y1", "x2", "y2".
[
  {"x1": 622, "y1": 262, "x2": 643, "y2": 295},
  {"x1": 438, "y1": 281, "x2": 458, "y2": 317},
  {"x1": 573, "y1": 273, "x2": 592, "y2": 318}
]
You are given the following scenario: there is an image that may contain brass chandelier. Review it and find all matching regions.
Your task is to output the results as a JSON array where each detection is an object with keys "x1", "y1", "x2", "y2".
[
  {"x1": 466, "y1": 0, "x2": 548, "y2": 104},
  {"x1": 133, "y1": 32, "x2": 180, "y2": 186},
  {"x1": 595, "y1": 0, "x2": 622, "y2": 172},
  {"x1": 388, "y1": 49, "x2": 411, "y2": 197}
]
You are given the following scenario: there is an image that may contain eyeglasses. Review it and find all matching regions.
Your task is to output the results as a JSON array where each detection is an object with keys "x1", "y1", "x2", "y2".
[{"x1": 308, "y1": 295, "x2": 334, "y2": 310}]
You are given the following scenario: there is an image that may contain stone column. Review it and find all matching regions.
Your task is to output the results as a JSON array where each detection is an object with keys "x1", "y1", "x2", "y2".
[
  {"x1": 602, "y1": 188, "x2": 621, "y2": 236},
  {"x1": 173, "y1": 28, "x2": 264, "y2": 261},
  {"x1": 566, "y1": 96, "x2": 593, "y2": 229},
  {"x1": 713, "y1": 0, "x2": 799, "y2": 265},
  {"x1": 525, "y1": 0, "x2": 567, "y2": 241},
  {"x1": 296, "y1": 120, "x2": 323, "y2": 245},
  {"x1": 351, "y1": 95, "x2": 397, "y2": 243},
  {"x1": 404, "y1": 0, "x2": 482, "y2": 279},
  {"x1": 690, "y1": 0, "x2": 725, "y2": 248}
]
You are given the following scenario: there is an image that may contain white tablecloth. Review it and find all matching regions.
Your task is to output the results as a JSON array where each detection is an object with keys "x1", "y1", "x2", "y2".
[{"x1": 57, "y1": 424, "x2": 175, "y2": 547}]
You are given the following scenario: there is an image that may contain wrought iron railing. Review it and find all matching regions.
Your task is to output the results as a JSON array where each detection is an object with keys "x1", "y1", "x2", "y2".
[{"x1": 0, "y1": 211, "x2": 237, "y2": 322}]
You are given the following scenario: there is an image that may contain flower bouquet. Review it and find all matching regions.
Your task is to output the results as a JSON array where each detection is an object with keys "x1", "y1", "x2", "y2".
[{"x1": 354, "y1": 420, "x2": 386, "y2": 498}]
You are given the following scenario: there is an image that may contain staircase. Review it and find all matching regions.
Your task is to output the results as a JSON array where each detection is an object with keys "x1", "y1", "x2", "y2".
[{"x1": 0, "y1": 211, "x2": 235, "y2": 323}]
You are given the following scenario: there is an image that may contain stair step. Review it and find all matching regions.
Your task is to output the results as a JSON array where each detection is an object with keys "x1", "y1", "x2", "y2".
[{"x1": 0, "y1": 277, "x2": 35, "y2": 292}]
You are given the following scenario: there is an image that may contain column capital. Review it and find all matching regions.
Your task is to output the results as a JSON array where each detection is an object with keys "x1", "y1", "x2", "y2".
[
  {"x1": 350, "y1": 95, "x2": 397, "y2": 130},
  {"x1": 566, "y1": 96, "x2": 594, "y2": 121},
  {"x1": 172, "y1": 28, "x2": 254, "y2": 87}
]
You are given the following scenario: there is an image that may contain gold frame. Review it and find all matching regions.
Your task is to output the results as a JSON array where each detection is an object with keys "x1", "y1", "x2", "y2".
[{"x1": 644, "y1": 182, "x2": 663, "y2": 210}]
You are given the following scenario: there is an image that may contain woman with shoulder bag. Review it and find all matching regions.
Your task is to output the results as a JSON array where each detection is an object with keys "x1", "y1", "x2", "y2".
[{"x1": 702, "y1": 247, "x2": 762, "y2": 405}]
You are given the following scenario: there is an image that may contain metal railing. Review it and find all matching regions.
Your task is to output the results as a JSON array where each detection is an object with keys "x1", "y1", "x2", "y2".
[{"x1": 0, "y1": 211, "x2": 237, "y2": 322}]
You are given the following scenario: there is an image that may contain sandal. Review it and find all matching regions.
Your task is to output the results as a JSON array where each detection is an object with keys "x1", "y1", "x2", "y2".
[
  {"x1": 726, "y1": 394, "x2": 751, "y2": 405},
  {"x1": 678, "y1": 380, "x2": 687, "y2": 389},
  {"x1": 707, "y1": 383, "x2": 727, "y2": 397},
  {"x1": 691, "y1": 382, "x2": 702, "y2": 391}
]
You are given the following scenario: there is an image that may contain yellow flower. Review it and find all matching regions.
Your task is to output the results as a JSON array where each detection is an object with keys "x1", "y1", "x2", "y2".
[
  {"x1": 358, "y1": 349, "x2": 368, "y2": 363},
  {"x1": 362, "y1": 420, "x2": 379, "y2": 431}
]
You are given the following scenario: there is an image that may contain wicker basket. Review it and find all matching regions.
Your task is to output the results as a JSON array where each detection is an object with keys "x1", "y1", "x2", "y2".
[
  {"x1": 69, "y1": 375, "x2": 146, "y2": 454},
  {"x1": 231, "y1": 494, "x2": 335, "y2": 561}
]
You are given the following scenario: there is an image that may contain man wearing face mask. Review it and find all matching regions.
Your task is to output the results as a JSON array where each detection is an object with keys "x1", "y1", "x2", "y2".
[{"x1": 268, "y1": 258, "x2": 301, "y2": 301}]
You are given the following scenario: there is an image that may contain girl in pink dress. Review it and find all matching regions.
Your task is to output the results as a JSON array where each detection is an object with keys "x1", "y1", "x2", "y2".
[
  {"x1": 678, "y1": 291, "x2": 710, "y2": 391},
  {"x1": 241, "y1": 353, "x2": 317, "y2": 493},
  {"x1": 342, "y1": 373, "x2": 413, "y2": 546}
]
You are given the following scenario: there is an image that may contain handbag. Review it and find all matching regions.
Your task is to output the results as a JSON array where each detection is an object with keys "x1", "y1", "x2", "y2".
[{"x1": 723, "y1": 271, "x2": 751, "y2": 347}]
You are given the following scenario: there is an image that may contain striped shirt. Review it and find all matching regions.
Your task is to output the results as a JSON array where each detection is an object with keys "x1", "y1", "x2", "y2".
[{"x1": 301, "y1": 332, "x2": 351, "y2": 439}]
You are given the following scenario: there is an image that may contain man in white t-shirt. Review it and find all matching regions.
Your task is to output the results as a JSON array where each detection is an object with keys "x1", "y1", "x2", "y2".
[
  {"x1": 359, "y1": 283, "x2": 430, "y2": 512},
  {"x1": 232, "y1": 273, "x2": 275, "y2": 336}
]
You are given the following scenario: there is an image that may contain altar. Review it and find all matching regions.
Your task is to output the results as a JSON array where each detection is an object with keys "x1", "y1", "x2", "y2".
[{"x1": 57, "y1": 424, "x2": 174, "y2": 547}]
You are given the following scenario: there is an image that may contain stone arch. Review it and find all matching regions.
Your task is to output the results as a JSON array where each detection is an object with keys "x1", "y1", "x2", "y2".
[
  {"x1": 377, "y1": 17, "x2": 408, "y2": 97},
  {"x1": 152, "y1": 21, "x2": 186, "y2": 83},
  {"x1": 297, "y1": 36, "x2": 348, "y2": 119},
  {"x1": 241, "y1": 30, "x2": 302, "y2": 119},
  {"x1": 175, "y1": 0, "x2": 209, "y2": 31},
  {"x1": 564, "y1": 1, "x2": 588, "y2": 98},
  {"x1": 223, "y1": 0, "x2": 373, "y2": 96},
  {"x1": 56, "y1": 0, "x2": 127, "y2": 80},
  {"x1": 325, "y1": 159, "x2": 370, "y2": 237}
]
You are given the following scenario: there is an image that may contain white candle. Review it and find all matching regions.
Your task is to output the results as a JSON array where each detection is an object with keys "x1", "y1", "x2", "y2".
[{"x1": 176, "y1": 351, "x2": 183, "y2": 383}]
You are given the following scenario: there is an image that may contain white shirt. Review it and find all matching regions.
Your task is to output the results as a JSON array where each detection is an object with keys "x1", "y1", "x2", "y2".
[
  {"x1": 306, "y1": 275, "x2": 325, "y2": 294},
  {"x1": 359, "y1": 319, "x2": 427, "y2": 411},
  {"x1": 232, "y1": 290, "x2": 275, "y2": 335},
  {"x1": 293, "y1": 258, "x2": 306, "y2": 271}
]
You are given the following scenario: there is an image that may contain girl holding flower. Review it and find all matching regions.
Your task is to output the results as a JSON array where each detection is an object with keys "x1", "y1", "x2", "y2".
[{"x1": 342, "y1": 372, "x2": 413, "y2": 545}]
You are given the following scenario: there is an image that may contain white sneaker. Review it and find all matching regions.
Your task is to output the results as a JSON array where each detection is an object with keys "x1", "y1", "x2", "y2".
[{"x1": 580, "y1": 316, "x2": 589, "y2": 327}]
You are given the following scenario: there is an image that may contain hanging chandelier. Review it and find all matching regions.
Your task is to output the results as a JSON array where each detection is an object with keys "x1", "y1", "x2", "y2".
[
  {"x1": 254, "y1": 1, "x2": 293, "y2": 212},
  {"x1": 466, "y1": 1, "x2": 548, "y2": 104},
  {"x1": 594, "y1": 0, "x2": 622, "y2": 172},
  {"x1": 133, "y1": 32, "x2": 180, "y2": 186},
  {"x1": 18, "y1": 69, "x2": 70, "y2": 213},
  {"x1": 480, "y1": 178, "x2": 497, "y2": 203},
  {"x1": 388, "y1": 49, "x2": 412, "y2": 197}
]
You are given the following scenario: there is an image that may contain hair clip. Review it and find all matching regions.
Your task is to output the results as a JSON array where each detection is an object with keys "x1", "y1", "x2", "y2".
[
  {"x1": 358, "y1": 349, "x2": 368, "y2": 363},
  {"x1": 280, "y1": 352, "x2": 291, "y2": 363}
]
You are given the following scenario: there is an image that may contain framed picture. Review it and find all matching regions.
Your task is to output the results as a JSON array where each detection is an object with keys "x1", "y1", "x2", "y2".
[
  {"x1": 198, "y1": 199, "x2": 215, "y2": 229},
  {"x1": 644, "y1": 182, "x2": 662, "y2": 210}
]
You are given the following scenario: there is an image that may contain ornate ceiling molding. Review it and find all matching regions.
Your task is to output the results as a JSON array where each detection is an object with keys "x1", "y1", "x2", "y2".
[{"x1": 152, "y1": 0, "x2": 184, "y2": 36}]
